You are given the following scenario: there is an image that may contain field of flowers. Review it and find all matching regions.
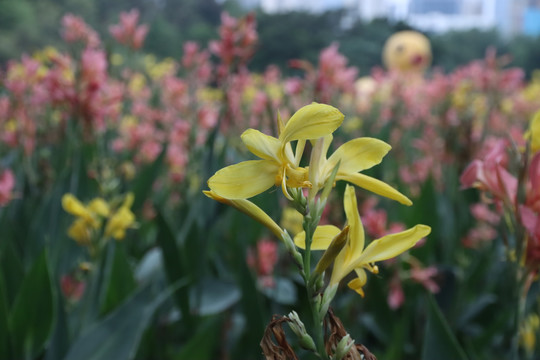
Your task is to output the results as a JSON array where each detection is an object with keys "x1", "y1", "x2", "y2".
[{"x1": 1, "y1": 10, "x2": 540, "y2": 360}]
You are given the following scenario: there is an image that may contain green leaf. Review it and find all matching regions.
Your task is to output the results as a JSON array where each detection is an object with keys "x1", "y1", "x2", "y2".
[
  {"x1": 194, "y1": 278, "x2": 241, "y2": 316},
  {"x1": 44, "y1": 287, "x2": 69, "y2": 360},
  {"x1": 259, "y1": 277, "x2": 297, "y2": 305},
  {"x1": 155, "y1": 210, "x2": 192, "y2": 328},
  {"x1": 175, "y1": 316, "x2": 222, "y2": 360},
  {"x1": 8, "y1": 249, "x2": 54, "y2": 359},
  {"x1": 101, "y1": 243, "x2": 136, "y2": 315},
  {"x1": 0, "y1": 272, "x2": 11, "y2": 359},
  {"x1": 0, "y1": 235, "x2": 24, "y2": 307},
  {"x1": 421, "y1": 295, "x2": 468, "y2": 360},
  {"x1": 63, "y1": 283, "x2": 180, "y2": 360},
  {"x1": 130, "y1": 148, "x2": 165, "y2": 212}
]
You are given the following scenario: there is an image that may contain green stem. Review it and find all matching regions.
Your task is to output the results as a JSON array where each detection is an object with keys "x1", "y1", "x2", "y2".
[{"x1": 301, "y1": 199, "x2": 328, "y2": 359}]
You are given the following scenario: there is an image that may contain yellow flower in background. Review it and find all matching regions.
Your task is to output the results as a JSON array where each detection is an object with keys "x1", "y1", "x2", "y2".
[
  {"x1": 520, "y1": 314, "x2": 540, "y2": 354},
  {"x1": 295, "y1": 185, "x2": 430, "y2": 296},
  {"x1": 62, "y1": 194, "x2": 100, "y2": 228},
  {"x1": 147, "y1": 58, "x2": 176, "y2": 80},
  {"x1": 111, "y1": 53, "x2": 124, "y2": 66},
  {"x1": 308, "y1": 134, "x2": 412, "y2": 205},
  {"x1": 197, "y1": 88, "x2": 224, "y2": 102},
  {"x1": 266, "y1": 83, "x2": 283, "y2": 102},
  {"x1": 207, "y1": 103, "x2": 344, "y2": 200},
  {"x1": 105, "y1": 193, "x2": 136, "y2": 240},
  {"x1": 67, "y1": 218, "x2": 93, "y2": 246},
  {"x1": 128, "y1": 73, "x2": 147, "y2": 95},
  {"x1": 525, "y1": 110, "x2": 540, "y2": 154},
  {"x1": 62, "y1": 194, "x2": 106, "y2": 245},
  {"x1": 62, "y1": 193, "x2": 136, "y2": 245}
]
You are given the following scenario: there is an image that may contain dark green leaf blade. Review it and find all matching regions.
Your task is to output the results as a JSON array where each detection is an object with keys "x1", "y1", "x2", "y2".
[
  {"x1": 421, "y1": 295, "x2": 468, "y2": 360},
  {"x1": 8, "y1": 249, "x2": 54, "y2": 359}
]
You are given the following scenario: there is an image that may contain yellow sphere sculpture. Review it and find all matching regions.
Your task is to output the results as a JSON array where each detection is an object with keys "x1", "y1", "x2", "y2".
[{"x1": 382, "y1": 31, "x2": 432, "y2": 73}]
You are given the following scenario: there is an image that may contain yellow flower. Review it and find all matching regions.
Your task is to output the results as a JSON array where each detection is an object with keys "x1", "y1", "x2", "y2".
[
  {"x1": 520, "y1": 314, "x2": 540, "y2": 354},
  {"x1": 525, "y1": 110, "x2": 540, "y2": 154},
  {"x1": 105, "y1": 193, "x2": 136, "y2": 240},
  {"x1": 295, "y1": 185, "x2": 430, "y2": 296},
  {"x1": 204, "y1": 190, "x2": 284, "y2": 239},
  {"x1": 308, "y1": 134, "x2": 412, "y2": 205},
  {"x1": 280, "y1": 207, "x2": 304, "y2": 236},
  {"x1": 67, "y1": 218, "x2": 93, "y2": 246},
  {"x1": 62, "y1": 194, "x2": 100, "y2": 228},
  {"x1": 207, "y1": 103, "x2": 344, "y2": 200},
  {"x1": 111, "y1": 53, "x2": 124, "y2": 66}
]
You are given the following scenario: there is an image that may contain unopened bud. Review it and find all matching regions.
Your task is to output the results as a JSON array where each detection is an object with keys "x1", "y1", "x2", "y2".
[
  {"x1": 332, "y1": 334, "x2": 354, "y2": 360},
  {"x1": 282, "y1": 231, "x2": 304, "y2": 270},
  {"x1": 314, "y1": 226, "x2": 349, "y2": 275},
  {"x1": 287, "y1": 311, "x2": 317, "y2": 352},
  {"x1": 319, "y1": 283, "x2": 338, "y2": 319}
]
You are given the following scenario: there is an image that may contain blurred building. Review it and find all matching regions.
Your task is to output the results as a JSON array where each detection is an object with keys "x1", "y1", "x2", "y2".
[
  {"x1": 523, "y1": 0, "x2": 540, "y2": 36},
  {"x1": 256, "y1": 0, "x2": 540, "y2": 36}
]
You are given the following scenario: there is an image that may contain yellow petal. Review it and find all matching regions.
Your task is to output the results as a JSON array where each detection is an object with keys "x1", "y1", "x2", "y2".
[
  {"x1": 343, "y1": 185, "x2": 365, "y2": 258},
  {"x1": 204, "y1": 190, "x2": 284, "y2": 239},
  {"x1": 241, "y1": 129, "x2": 281, "y2": 161},
  {"x1": 208, "y1": 160, "x2": 279, "y2": 199},
  {"x1": 67, "y1": 218, "x2": 93, "y2": 245},
  {"x1": 356, "y1": 225, "x2": 431, "y2": 265},
  {"x1": 62, "y1": 194, "x2": 90, "y2": 218},
  {"x1": 338, "y1": 172, "x2": 412, "y2": 206},
  {"x1": 294, "y1": 225, "x2": 341, "y2": 250},
  {"x1": 88, "y1": 198, "x2": 110, "y2": 217},
  {"x1": 279, "y1": 103, "x2": 344, "y2": 144},
  {"x1": 346, "y1": 268, "x2": 367, "y2": 297},
  {"x1": 327, "y1": 137, "x2": 391, "y2": 174}
]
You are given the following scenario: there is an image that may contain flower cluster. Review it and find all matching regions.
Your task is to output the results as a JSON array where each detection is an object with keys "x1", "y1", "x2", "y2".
[
  {"x1": 206, "y1": 102, "x2": 430, "y2": 297},
  {"x1": 62, "y1": 193, "x2": 136, "y2": 249}
]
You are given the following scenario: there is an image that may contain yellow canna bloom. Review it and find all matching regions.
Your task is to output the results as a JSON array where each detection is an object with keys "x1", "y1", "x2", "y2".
[
  {"x1": 105, "y1": 193, "x2": 136, "y2": 240},
  {"x1": 524, "y1": 110, "x2": 540, "y2": 154},
  {"x1": 308, "y1": 135, "x2": 412, "y2": 205},
  {"x1": 62, "y1": 194, "x2": 103, "y2": 229},
  {"x1": 204, "y1": 190, "x2": 284, "y2": 239},
  {"x1": 280, "y1": 207, "x2": 304, "y2": 236},
  {"x1": 295, "y1": 185, "x2": 430, "y2": 296},
  {"x1": 67, "y1": 218, "x2": 93, "y2": 246},
  {"x1": 520, "y1": 314, "x2": 540, "y2": 354},
  {"x1": 88, "y1": 198, "x2": 110, "y2": 217},
  {"x1": 208, "y1": 103, "x2": 344, "y2": 200}
]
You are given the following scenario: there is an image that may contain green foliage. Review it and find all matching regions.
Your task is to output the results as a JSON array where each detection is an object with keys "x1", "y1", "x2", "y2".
[{"x1": 8, "y1": 250, "x2": 54, "y2": 359}]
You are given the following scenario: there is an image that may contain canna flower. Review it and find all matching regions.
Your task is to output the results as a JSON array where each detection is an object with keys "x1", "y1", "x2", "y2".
[
  {"x1": 520, "y1": 314, "x2": 540, "y2": 354},
  {"x1": 295, "y1": 185, "x2": 430, "y2": 296},
  {"x1": 524, "y1": 110, "x2": 540, "y2": 154},
  {"x1": 308, "y1": 134, "x2": 412, "y2": 205},
  {"x1": 105, "y1": 193, "x2": 136, "y2": 240},
  {"x1": 208, "y1": 103, "x2": 343, "y2": 200},
  {"x1": 0, "y1": 169, "x2": 15, "y2": 206},
  {"x1": 62, "y1": 193, "x2": 109, "y2": 245}
]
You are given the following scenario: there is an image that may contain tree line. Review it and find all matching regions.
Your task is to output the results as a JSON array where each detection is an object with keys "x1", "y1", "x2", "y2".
[{"x1": 0, "y1": 0, "x2": 539, "y2": 76}]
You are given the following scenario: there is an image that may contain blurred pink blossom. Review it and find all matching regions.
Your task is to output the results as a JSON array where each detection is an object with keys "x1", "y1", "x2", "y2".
[
  {"x1": 109, "y1": 9, "x2": 149, "y2": 50},
  {"x1": 0, "y1": 169, "x2": 15, "y2": 206}
]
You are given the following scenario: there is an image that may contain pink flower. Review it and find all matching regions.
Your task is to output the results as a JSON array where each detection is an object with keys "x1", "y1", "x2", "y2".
[
  {"x1": 0, "y1": 169, "x2": 15, "y2": 206},
  {"x1": 109, "y1": 9, "x2": 149, "y2": 50},
  {"x1": 388, "y1": 274, "x2": 405, "y2": 310},
  {"x1": 410, "y1": 266, "x2": 440, "y2": 293},
  {"x1": 61, "y1": 14, "x2": 100, "y2": 48},
  {"x1": 246, "y1": 238, "x2": 279, "y2": 287},
  {"x1": 460, "y1": 138, "x2": 517, "y2": 203}
]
